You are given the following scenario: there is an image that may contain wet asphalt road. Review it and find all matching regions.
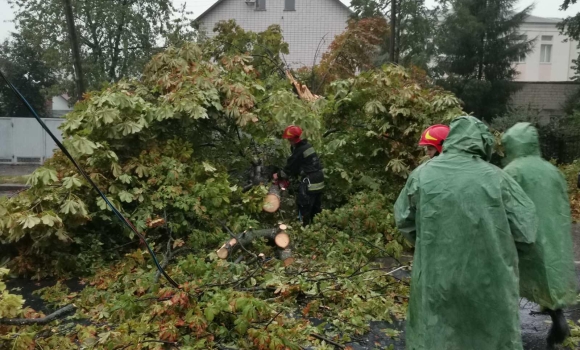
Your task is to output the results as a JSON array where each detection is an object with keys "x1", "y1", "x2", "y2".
[{"x1": 345, "y1": 224, "x2": 580, "y2": 350}]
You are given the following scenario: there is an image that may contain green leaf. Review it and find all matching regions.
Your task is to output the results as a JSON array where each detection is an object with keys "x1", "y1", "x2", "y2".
[
  {"x1": 20, "y1": 215, "x2": 41, "y2": 229},
  {"x1": 41, "y1": 214, "x2": 62, "y2": 227},
  {"x1": 111, "y1": 163, "x2": 123, "y2": 178},
  {"x1": 60, "y1": 200, "x2": 78, "y2": 215},
  {"x1": 72, "y1": 137, "x2": 99, "y2": 155},
  {"x1": 55, "y1": 229, "x2": 70, "y2": 242},
  {"x1": 204, "y1": 305, "x2": 217, "y2": 322},
  {"x1": 96, "y1": 197, "x2": 108, "y2": 210},
  {"x1": 29, "y1": 168, "x2": 59, "y2": 186},
  {"x1": 202, "y1": 162, "x2": 217, "y2": 173},
  {"x1": 135, "y1": 165, "x2": 149, "y2": 178},
  {"x1": 62, "y1": 176, "x2": 82, "y2": 189},
  {"x1": 118, "y1": 121, "x2": 144, "y2": 136},
  {"x1": 119, "y1": 191, "x2": 134, "y2": 203},
  {"x1": 364, "y1": 100, "x2": 386, "y2": 114},
  {"x1": 118, "y1": 174, "x2": 132, "y2": 184}
]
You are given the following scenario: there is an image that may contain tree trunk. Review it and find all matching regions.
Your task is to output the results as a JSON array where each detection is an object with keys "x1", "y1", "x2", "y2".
[
  {"x1": 83, "y1": 6, "x2": 106, "y2": 79},
  {"x1": 109, "y1": 0, "x2": 129, "y2": 82},
  {"x1": 63, "y1": 0, "x2": 85, "y2": 100},
  {"x1": 390, "y1": 0, "x2": 397, "y2": 63},
  {"x1": 217, "y1": 224, "x2": 290, "y2": 260},
  {"x1": 395, "y1": 2, "x2": 402, "y2": 64},
  {"x1": 478, "y1": 0, "x2": 488, "y2": 81}
]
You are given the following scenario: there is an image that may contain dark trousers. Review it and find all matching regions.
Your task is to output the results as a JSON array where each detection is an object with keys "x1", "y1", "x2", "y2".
[
  {"x1": 546, "y1": 308, "x2": 570, "y2": 347},
  {"x1": 297, "y1": 192, "x2": 322, "y2": 226}
]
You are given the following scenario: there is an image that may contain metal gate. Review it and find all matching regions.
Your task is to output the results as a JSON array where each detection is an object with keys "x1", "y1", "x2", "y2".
[{"x1": 0, "y1": 117, "x2": 64, "y2": 164}]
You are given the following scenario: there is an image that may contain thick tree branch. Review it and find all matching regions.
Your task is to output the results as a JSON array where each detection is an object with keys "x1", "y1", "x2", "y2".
[
  {"x1": 310, "y1": 333, "x2": 345, "y2": 349},
  {"x1": 0, "y1": 304, "x2": 76, "y2": 325}
]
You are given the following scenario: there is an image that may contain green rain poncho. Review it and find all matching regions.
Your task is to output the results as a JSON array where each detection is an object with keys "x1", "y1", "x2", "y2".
[
  {"x1": 502, "y1": 122, "x2": 578, "y2": 310},
  {"x1": 394, "y1": 116, "x2": 537, "y2": 350}
]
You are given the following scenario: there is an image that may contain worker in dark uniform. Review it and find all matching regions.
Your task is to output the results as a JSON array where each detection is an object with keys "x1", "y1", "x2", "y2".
[{"x1": 274, "y1": 125, "x2": 324, "y2": 226}]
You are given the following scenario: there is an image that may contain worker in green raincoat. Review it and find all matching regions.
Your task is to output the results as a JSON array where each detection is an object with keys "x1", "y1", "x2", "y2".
[
  {"x1": 502, "y1": 122, "x2": 579, "y2": 348},
  {"x1": 395, "y1": 116, "x2": 537, "y2": 350}
]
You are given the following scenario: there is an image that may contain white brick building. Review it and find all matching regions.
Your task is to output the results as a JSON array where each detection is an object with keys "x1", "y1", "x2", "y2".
[
  {"x1": 515, "y1": 15, "x2": 580, "y2": 82},
  {"x1": 195, "y1": 0, "x2": 352, "y2": 68}
]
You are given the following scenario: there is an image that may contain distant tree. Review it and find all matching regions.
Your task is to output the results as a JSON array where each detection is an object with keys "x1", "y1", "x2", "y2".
[
  {"x1": 558, "y1": 0, "x2": 580, "y2": 80},
  {"x1": 204, "y1": 20, "x2": 289, "y2": 78},
  {"x1": 0, "y1": 35, "x2": 56, "y2": 117},
  {"x1": 435, "y1": 0, "x2": 534, "y2": 121},
  {"x1": 350, "y1": 0, "x2": 439, "y2": 71},
  {"x1": 7, "y1": 0, "x2": 197, "y2": 100}
]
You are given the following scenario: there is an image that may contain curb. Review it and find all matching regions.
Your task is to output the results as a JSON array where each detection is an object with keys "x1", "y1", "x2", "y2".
[{"x1": 0, "y1": 184, "x2": 29, "y2": 192}]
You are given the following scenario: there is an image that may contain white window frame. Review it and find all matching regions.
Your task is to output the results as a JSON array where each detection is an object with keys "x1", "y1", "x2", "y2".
[
  {"x1": 284, "y1": 0, "x2": 295, "y2": 11},
  {"x1": 540, "y1": 44, "x2": 552, "y2": 63},
  {"x1": 256, "y1": 0, "x2": 266, "y2": 11}
]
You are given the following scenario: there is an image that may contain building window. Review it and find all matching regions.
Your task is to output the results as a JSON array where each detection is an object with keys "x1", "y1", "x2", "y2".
[
  {"x1": 256, "y1": 0, "x2": 266, "y2": 10},
  {"x1": 284, "y1": 0, "x2": 295, "y2": 11},
  {"x1": 541, "y1": 35, "x2": 553, "y2": 42},
  {"x1": 540, "y1": 44, "x2": 552, "y2": 63},
  {"x1": 515, "y1": 34, "x2": 527, "y2": 63}
]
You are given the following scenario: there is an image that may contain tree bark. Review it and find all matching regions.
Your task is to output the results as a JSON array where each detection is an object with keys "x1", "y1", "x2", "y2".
[
  {"x1": 83, "y1": 5, "x2": 106, "y2": 78},
  {"x1": 0, "y1": 304, "x2": 76, "y2": 325},
  {"x1": 63, "y1": 0, "x2": 85, "y2": 100},
  {"x1": 217, "y1": 224, "x2": 290, "y2": 260},
  {"x1": 390, "y1": 0, "x2": 397, "y2": 63},
  {"x1": 478, "y1": 0, "x2": 488, "y2": 81},
  {"x1": 109, "y1": 0, "x2": 129, "y2": 82}
]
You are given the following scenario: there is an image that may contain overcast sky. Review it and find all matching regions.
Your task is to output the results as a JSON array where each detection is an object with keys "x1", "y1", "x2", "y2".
[{"x1": 2, "y1": 0, "x2": 580, "y2": 42}]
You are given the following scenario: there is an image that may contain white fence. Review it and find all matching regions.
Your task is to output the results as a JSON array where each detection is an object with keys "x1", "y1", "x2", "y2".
[{"x1": 0, "y1": 117, "x2": 64, "y2": 165}]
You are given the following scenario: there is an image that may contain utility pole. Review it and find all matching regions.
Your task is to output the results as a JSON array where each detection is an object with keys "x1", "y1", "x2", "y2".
[
  {"x1": 63, "y1": 0, "x2": 85, "y2": 100},
  {"x1": 390, "y1": 0, "x2": 397, "y2": 63}
]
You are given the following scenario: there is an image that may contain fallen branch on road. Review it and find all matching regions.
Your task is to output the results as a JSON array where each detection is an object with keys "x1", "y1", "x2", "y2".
[{"x1": 0, "y1": 304, "x2": 76, "y2": 325}]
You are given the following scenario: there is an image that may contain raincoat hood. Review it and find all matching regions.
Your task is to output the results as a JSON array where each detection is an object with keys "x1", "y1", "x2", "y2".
[
  {"x1": 443, "y1": 116, "x2": 495, "y2": 161},
  {"x1": 502, "y1": 122, "x2": 541, "y2": 165}
]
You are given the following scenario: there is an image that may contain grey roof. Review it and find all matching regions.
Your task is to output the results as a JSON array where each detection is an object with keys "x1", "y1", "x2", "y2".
[
  {"x1": 195, "y1": 0, "x2": 352, "y2": 21},
  {"x1": 524, "y1": 15, "x2": 562, "y2": 24}
]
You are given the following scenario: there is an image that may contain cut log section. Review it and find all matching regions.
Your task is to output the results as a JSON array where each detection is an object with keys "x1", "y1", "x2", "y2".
[
  {"x1": 263, "y1": 183, "x2": 281, "y2": 213},
  {"x1": 274, "y1": 232, "x2": 290, "y2": 249},
  {"x1": 216, "y1": 224, "x2": 291, "y2": 261},
  {"x1": 217, "y1": 238, "x2": 238, "y2": 260}
]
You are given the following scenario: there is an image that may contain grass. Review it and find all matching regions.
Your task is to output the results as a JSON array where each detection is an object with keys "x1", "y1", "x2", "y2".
[{"x1": 0, "y1": 175, "x2": 29, "y2": 185}]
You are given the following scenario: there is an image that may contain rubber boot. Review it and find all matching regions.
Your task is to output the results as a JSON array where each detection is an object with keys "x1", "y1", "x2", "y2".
[{"x1": 547, "y1": 308, "x2": 570, "y2": 348}]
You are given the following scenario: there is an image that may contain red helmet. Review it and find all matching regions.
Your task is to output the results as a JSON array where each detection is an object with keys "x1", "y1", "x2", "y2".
[
  {"x1": 282, "y1": 125, "x2": 302, "y2": 141},
  {"x1": 419, "y1": 124, "x2": 450, "y2": 153}
]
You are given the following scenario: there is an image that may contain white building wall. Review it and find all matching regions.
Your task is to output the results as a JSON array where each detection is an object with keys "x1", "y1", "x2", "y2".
[
  {"x1": 197, "y1": 0, "x2": 351, "y2": 68},
  {"x1": 0, "y1": 117, "x2": 64, "y2": 164},
  {"x1": 516, "y1": 21, "x2": 579, "y2": 82},
  {"x1": 51, "y1": 96, "x2": 71, "y2": 111}
]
